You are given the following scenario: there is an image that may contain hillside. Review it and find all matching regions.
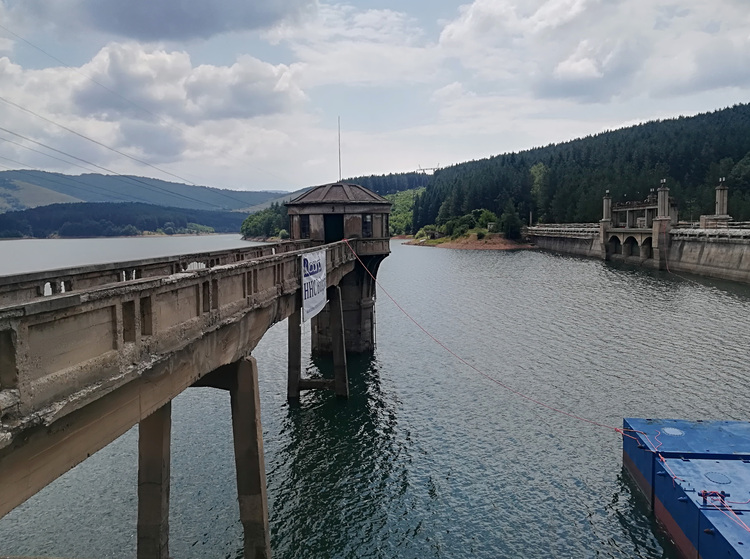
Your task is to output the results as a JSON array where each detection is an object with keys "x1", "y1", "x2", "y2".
[
  {"x1": 413, "y1": 104, "x2": 750, "y2": 230},
  {"x1": 0, "y1": 170, "x2": 282, "y2": 213},
  {"x1": 0, "y1": 202, "x2": 247, "y2": 238}
]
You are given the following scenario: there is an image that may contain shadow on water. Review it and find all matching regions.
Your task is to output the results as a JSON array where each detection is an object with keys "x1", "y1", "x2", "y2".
[
  {"x1": 267, "y1": 352, "x2": 404, "y2": 559},
  {"x1": 612, "y1": 470, "x2": 681, "y2": 559}
]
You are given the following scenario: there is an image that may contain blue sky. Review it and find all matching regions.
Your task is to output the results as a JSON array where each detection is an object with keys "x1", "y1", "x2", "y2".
[{"x1": 0, "y1": 0, "x2": 749, "y2": 191}]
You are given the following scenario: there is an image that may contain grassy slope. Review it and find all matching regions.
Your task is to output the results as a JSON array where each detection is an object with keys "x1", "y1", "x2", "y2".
[
  {"x1": 0, "y1": 170, "x2": 284, "y2": 213},
  {"x1": 0, "y1": 180, "x2": 81, "y2": 212}
]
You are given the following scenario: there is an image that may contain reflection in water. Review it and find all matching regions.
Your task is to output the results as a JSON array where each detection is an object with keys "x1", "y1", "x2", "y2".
[{"x1": 268, "y1": 353, "x2": 403, "y2": 558}]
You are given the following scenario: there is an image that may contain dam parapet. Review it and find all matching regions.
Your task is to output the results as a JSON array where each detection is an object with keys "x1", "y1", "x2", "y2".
[{"x1": 527, "y1": 179, "x2": 750, "y2": 284}]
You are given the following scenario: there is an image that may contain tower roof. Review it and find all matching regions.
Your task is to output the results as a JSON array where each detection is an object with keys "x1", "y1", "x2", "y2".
[{"x1": 286, "y1": 183, "x2": 390, "y2": 206}]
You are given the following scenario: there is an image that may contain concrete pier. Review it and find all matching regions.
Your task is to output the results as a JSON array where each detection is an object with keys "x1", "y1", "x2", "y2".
[
  {"x1": 287, "y1": 305, "x2": 302, "y2": 400},
  {"x1": 229, "y1": 358, "x2": 271, "y2": 559},
  {"x1": 137, "y1": 402, "x2": 172, "y2": 559},
  {"x1": 329, "y1": 286, "x2": 349, "y2": 398}
]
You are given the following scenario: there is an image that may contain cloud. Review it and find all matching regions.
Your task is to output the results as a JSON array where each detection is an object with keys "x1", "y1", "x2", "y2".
[
  {"x1": 116, "y1": 120, "x2": 186, "y2": 162},
  {"x1": 71, "y1": 43, "x2": 306, "y2": 122},
  {"x1": 8, "y1": 0, "x2": 317, "y2": 41},
  {"x1": 269, "y1": 4, "x2": 442, "y2": 88},
  {"x1": 438, "y1": 0, "x2": 750, "y2": 103}
]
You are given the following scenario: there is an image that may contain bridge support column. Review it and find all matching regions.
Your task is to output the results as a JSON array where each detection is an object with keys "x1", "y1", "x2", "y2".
[
  {"x1": 329, "y1": 286, "x2": 349, "y2": 398},
  {"x1": 230, "y1": 357, "x2": 271, "y2": 559},
  {"x1": 287, "y1": 305, "x2": 301, "y2": 400},
  {"x1": 137, "y1": 402, "x2": 171, "y2": 559}
]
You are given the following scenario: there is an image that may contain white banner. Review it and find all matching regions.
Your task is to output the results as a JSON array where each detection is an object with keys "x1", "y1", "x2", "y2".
[{"x1": 301, "y1": 250, "x2": 327, "y2": 322}]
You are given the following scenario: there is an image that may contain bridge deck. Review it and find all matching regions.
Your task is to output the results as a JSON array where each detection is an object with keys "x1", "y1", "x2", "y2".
[{"x1": 0, "y1": 237, "x2": 388, "y2": 518}]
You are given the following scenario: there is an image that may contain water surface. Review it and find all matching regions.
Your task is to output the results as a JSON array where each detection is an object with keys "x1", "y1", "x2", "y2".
[{"x1": 2, "y1": 239, "x2": 750, "y2": 558}]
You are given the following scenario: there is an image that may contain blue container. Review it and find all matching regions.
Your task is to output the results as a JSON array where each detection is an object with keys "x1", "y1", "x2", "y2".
[
  {"x1": 623, "y1": 418, "x2": 750, "y2": 507},
  {"x1": 653, "y1": 458, "x2": 750, "y2": 558},
  {"x1": 623, "y1": 418, "x2": 750, "y2": 559},
  {"x1": 701, "y1": 509, "x2": 750, "y2": 558}
]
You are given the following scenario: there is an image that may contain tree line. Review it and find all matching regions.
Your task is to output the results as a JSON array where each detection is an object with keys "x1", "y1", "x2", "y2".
[
  {"x1": 0, "y1": 202, "x2": 246, "y2": 238},
  {"x1": 412, "y1": 103, "x2": 750, "y2": 231}
]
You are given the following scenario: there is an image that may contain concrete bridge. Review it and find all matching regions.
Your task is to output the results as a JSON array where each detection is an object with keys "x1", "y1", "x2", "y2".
[{"x1": 0, "y1": 183, "x2": 392, "y2": 558}]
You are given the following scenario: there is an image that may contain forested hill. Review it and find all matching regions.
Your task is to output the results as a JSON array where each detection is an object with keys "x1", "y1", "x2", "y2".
[
  {"x1": 0, "y1": 170, "x2": 282, "y2": 213},
  {"x1": 343, "y1": 172, "x2": 429, "y2": 196},
  {"x1": 0, "y1": 202, "x2": 246, "y2": 238},
  {"x1": 413, "y1": 103, "x2": 750, "y2": 229}
]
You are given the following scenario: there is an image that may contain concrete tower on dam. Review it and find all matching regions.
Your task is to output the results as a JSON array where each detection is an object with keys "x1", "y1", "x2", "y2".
[{"x1": 286, "y1": 182, "x2": 391, "y2": 357}]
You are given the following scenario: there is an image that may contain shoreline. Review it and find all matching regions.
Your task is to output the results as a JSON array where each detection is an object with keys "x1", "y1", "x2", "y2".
[{"x1": 403, "y1": 233, "x2": 535, "y2": 251}]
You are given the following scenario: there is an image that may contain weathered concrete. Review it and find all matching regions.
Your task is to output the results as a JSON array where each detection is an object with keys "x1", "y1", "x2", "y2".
[
  {"x1": 329, "y1": 286, "x2": 349, "y2": 398},
  {"x1": 527, "y1": 234, "x2": 600, "y2": 258},
  {"x1": 0, "y1": 239, "x2": 365, "y2": 518},
  {"x1": 287, "y1": 305, "x2": 302, "y2": 400},
  {"x1": 137, "y1": 402, "x2": 171, "y2": 559},
  {"x1": 667, "y1": 232, "x2": 750, "y2": 283},
  {"x1": 229, "y1": 358, "x2": 271, "y2": 559}
]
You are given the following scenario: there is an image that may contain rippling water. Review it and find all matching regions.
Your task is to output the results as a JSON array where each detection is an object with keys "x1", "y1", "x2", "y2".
[{"x1": 3, "y1": 240, "x2": 750, "y2": 558}]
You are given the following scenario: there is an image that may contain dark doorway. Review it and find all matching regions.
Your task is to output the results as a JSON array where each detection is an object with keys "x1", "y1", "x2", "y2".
[{"x1": 324, "y1": 215, "x2": 345, "y2": 243}]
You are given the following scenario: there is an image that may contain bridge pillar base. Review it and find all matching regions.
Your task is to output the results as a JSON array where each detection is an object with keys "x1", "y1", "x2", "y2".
[
  {"x1": 137, "y1": 401, "x2": 171, "y2": 559},
  {"x1": 231, "y1": 357, "x2": 271, "y2": 559}
]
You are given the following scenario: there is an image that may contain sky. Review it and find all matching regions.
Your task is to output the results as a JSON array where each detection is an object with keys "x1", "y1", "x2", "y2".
[{"x1": 0, "y1": 0, "x2": 748, "y2": 192}]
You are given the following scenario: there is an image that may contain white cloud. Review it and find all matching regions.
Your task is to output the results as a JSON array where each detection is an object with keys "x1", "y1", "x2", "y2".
[
  {"x1": 269, "y1": 4, "x2": 442, "y2": 87},
  {"x1": 1, "y1": 0, "x2": 750, "y2": 192},
  {"x1": 70, "y1": 43, "x2": 306, "y2": 122},
  {"x1": 436, "y1": 0, "x2": 750, "y2": 104}
]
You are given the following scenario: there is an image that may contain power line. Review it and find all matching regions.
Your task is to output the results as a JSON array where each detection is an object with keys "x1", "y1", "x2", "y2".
[
  {"x1": 0, "y1": 95, "x2": 279, "y2": 209},
  {"x1": 0, "y1": 95, "x2": 200, "y2": 185},
  {"x1": 0, "y1": 21, "x2": 300, "y2": 190},
  {"x1": 0, "y1": 125, "x2": 228, "y2": 208}
]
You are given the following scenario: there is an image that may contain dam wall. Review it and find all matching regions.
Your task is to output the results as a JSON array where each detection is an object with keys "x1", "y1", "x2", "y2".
[
  {"x1": 526, "y1": 226, "x2": 600, "y2": 258},
  {"x1": 667, "y1": 228, "x2": 750, "y2": 283},
  {"x1": 529, "y1": 225, "x2": 750, "y2": 284}
]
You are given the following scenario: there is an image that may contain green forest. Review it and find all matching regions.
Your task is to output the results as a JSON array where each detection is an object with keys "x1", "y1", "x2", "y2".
[
  {"x1": 412, "y1": 103, "x2": 750, "y2": 232},
  {"x1": 0, "y1": 202, "x2": 246, "y2": 238},
  {"x1": 8, "y1": 104, "x2": 750, "y2": 240}
]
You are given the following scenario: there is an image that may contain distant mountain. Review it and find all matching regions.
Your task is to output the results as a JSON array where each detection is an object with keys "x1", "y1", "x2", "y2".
[
  {"x1": 0, "y1": 170, "x2": 284, "y2": 213},
  {"x1": 0, "y1": 201, "x2": 248, "y2": 238}
]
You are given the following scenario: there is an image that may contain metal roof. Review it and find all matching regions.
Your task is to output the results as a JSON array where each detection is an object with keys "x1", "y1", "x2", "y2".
[{"x1": 286, "y1": 183, "x2": 391, "y2": 206}]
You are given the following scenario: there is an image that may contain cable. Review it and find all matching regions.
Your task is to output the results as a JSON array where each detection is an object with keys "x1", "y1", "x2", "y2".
[
  {"x1": 0, "y1": 95, "x2": 281, "y2": 209},
  {"x1": 0, "y1": 21, "x2": 299, "y2": 190},
  {"x1": 0, "y1": 125, "x2": 228, "y2": 208},
  {"x1": 342, "y1": 238, "x2": 632, "y2": 436},
  {"x1": 0, "y1": 94, "x2": 199, "y2": 185}
]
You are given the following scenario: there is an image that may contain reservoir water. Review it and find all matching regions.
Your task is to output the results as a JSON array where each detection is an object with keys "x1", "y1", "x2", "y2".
[{"x1": 2, "y1": 237, "x2": 750, "y2": 558}]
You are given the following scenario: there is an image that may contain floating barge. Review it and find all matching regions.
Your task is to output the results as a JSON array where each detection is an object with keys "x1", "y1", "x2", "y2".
[{"x1": 623, "y1": 418, "x2": 750, "y2": 558}]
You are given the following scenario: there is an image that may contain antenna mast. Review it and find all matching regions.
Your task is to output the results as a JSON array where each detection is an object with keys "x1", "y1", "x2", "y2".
[{"x1": 338, "y1": 116, "x2": 342, "y2": 181}]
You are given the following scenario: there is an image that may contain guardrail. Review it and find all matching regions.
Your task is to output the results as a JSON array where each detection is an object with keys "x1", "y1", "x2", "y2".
[
  {"x1": 669, "y1": 228, "x2": 750, "y2": 240},
  {"x1": 0, "y1": 240, "x2": 314, "y2": 308},
  {"x1": 527, "y1": 224, "x2": 599, "y2": 239}
]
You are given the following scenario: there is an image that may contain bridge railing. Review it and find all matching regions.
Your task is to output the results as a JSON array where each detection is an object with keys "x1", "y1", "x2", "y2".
[
  {"x1": 0, "y1": 240, "x2": 315, "y2": 309},
  {"x1": 0, "y1": 239, "x2": 370, "y2": 444},
  {"x1": 527, "y1": 224, "x2": 599, "y2": 239}
]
